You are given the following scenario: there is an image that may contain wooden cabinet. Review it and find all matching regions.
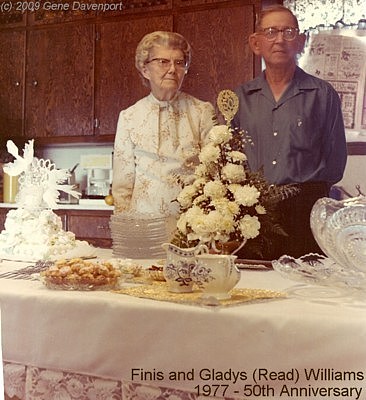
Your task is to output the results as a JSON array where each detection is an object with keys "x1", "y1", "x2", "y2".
[
  {"x1": 0, "y1": 1, "x2": 25, "y2": 27},
  {"x1": 0, "y1": 0, "x2": 260, "y2": 143},
  {"x1": 25, "y1": 24, "x2": 95, "y2": 139},
  {"x1": 0, "y1": 30, "x2": 25, "y2": 139},
  {"x1": 66, "y1": 210, "x2": 112, "y2": 248},
  {"x1": 0, "y1": 207, "x2": 113, "y2": 249},
  {"x1": 0, "y1": 23, "x2": 95, "y2": 143},
  {"x1": 28, "y1": 0, "x2": 97, "y2": 25},
  {"x1": 176, "y1": 4, "x2": 257, "y2": 113}
]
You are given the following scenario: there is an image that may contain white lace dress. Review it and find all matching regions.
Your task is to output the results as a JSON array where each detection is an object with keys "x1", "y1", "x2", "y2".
[{"x1": 112, "y1": 91, "x2": 217, "y2": 216}]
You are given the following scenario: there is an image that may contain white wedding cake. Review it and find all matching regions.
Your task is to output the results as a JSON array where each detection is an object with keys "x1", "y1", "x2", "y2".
[{"x1": 0, "y1": 140, "x2": 96, "y2": 262}]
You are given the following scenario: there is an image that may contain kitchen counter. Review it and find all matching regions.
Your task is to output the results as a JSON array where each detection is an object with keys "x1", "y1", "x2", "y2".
[{"x1": 0, "y1": 202, "x2": 114, "y2": 211}]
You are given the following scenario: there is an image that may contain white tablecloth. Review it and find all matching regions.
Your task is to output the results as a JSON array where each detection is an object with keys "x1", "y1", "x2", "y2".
[{"x1": 1, "y1": 249, "x2": 366, "y2": 400}]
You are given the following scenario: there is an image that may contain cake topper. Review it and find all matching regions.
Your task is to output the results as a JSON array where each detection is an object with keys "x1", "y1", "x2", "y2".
[{"x1": 3, "y1": 140, "x2": 80, "y2": 209}]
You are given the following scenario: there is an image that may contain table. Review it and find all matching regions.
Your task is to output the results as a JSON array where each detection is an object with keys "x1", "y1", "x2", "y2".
[{"x1": 1, "y1": 249, "x2": 366, "y2": 400}]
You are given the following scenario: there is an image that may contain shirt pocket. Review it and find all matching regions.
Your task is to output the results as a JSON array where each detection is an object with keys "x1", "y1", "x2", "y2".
[{"x1": 289, "y1": 114, "x2": 320, "y2": 152}]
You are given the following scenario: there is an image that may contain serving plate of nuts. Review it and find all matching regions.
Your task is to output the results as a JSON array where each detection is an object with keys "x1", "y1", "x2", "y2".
[{"x1": 40, "y1": 258, "x2": 122, "y2": 290}]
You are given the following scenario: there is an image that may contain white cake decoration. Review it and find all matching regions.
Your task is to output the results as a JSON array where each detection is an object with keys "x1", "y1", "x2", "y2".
[{"x1": 0, "y1": 140, "x2": 96, "y2": 261}]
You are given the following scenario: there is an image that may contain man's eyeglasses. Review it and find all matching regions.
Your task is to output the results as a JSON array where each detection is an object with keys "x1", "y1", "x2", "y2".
[
  {"x1": 258, "y1": 27, "x2": 299, "y2": 41},
  {"x1": 145, "y1": 58, "x2": 188, "y2": 70}
]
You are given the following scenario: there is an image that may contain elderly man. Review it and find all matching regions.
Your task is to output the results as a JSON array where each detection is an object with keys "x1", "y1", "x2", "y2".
[{"x1": 233, "y1": 5, "x2": 347, "y2": 259}]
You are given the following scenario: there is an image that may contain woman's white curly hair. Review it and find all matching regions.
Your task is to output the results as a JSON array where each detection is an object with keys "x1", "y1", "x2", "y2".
[{"x1": 135, "y1": 31, "x2": 192, "y2": 87}]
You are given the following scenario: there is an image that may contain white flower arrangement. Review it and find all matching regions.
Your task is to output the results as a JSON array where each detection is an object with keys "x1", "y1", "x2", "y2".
[{"x1": 173, "y1": 124, "x2": 299, "y2": 256}]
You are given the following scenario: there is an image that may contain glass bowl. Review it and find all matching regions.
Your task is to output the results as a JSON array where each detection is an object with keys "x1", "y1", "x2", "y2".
[
  {"x1": 272, "y1": 253, "x2": 366, "y2": 289},
  {"x1": 310, "y1": 196, "x2": 366, "y2": 273}
]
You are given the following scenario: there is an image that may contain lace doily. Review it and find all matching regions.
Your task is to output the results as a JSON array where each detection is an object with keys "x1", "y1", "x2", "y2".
[{"x1": 114, "y1": 282, "x2": 285, "y2": 307}]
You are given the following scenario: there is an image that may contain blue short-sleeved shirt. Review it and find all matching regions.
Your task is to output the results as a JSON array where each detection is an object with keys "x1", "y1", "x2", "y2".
[{"x1": 233, "y1": 66, "x2": 347, "y2": 185}]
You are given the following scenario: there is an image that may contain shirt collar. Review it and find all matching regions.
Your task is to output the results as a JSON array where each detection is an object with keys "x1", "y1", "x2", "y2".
[
  {"x1": 292, "y1": 66, "x2": 319, "y2": 90},
  {"x1": 243, "y1": 72, "x2": 266, "y2": 94},
  {"x1": 243, "y1": 66, "x2": 319, "y2": 95},
  {"x1": 148, "y1": 91, "x2": 180, "y2": 108}
]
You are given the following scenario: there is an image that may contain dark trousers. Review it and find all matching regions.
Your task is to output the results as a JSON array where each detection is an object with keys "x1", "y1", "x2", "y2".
[
  {"x1": 270, "y1": 182, "x2": 330, "y2": 259},
  {"x1": 237, "y1": 181, "x2": 330, "y2": 261}
]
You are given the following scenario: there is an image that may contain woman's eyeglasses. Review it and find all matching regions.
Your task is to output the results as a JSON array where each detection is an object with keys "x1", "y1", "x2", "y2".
[
  {"x1": 258, "y1": 27, "x2": 299, "y2": 41},
  {"x1": 145, "y1": 58, "x2": 188, "y2": 70}
]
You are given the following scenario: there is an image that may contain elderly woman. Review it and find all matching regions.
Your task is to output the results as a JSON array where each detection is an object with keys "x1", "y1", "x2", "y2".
[{"x1": 112, "y1": 31, "x2": 217, "y2": 216}]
